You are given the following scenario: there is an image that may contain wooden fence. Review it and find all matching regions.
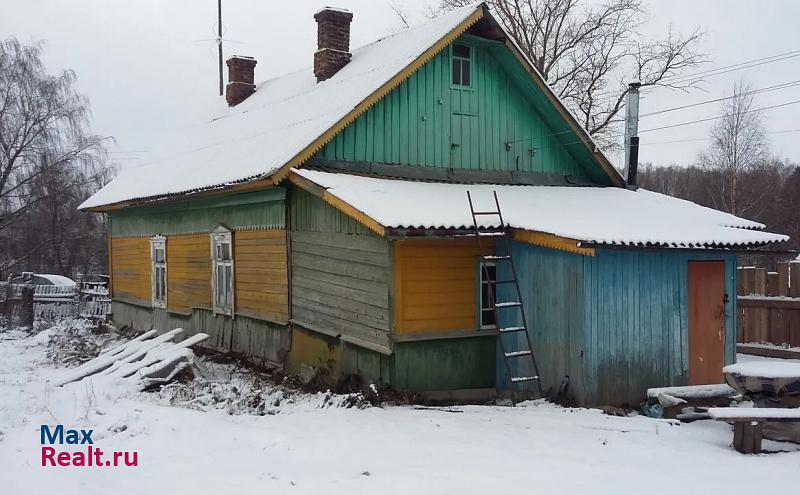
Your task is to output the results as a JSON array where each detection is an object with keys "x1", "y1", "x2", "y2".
[
  {"x1": 0, "y1": 277, "x2": 111, "y2": 329},
  {"x1": 737, "y1": 262, "x2": 800, "y2": 347}
]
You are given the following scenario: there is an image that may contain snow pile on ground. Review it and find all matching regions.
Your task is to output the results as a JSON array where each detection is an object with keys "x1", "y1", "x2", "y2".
[
  {"x1": 1, "y1": 322, "x2": 799, "y2": 495},
  {"x1": 43, "y1": 318, "x2": 121, "y2": 368},
  {"x1": 152, "y1": 359, "x2": 374, "y2": 415}
]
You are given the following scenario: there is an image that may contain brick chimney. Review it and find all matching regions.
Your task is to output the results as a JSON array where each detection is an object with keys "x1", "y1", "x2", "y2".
[
  {"x1": 313, "y1": 7, "x2": 353, "y2": 82},
  {"x1": 226, "y1": 56, "x2": 257, "y2": 106}
]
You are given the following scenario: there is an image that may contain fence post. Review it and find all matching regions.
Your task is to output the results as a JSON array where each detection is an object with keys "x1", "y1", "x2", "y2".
[
  {"x1": 18, "y1": 284, "x2": 34, "y2": 329},
  {"x1": 790, "y1": 263, "x2": 800, "y2": 347},
  {"x1": 754, "y1": 268, "x2": 768, "y2": 342},
  {"x1": 0, "y1": 282, "x2": 9, "y2": 326}
]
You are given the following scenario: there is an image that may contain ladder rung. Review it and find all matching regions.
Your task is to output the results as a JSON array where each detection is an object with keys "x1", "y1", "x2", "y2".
[
  {"x1": 495, "y1": 301, "x2": 521, "y2": 308},
  {"x1": 483, "y1": 255, "x2": 511, "y2": 261},
  {"x1": 477, "y1": 231, "x2": 505, "y2": 237},
  {"x1": 511, "y1": 376, "x2": 539, "y2": 383},
  {"x1": 472, "y1": 211, "x2": 501, "y2": 216},
  {"x1": 504, "y1": 350, "x2": 532, "y2": 358},
  {"x1": 483, "y1": 279, "x2": 516, "y2": 285},
  {"x1": 499, "y1": 326, "x2": 526, "y2": 333}
]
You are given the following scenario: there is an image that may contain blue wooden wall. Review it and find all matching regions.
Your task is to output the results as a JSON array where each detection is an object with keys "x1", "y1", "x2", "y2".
[{"x1": 498, "y1": 243, "x2": 738, "y2": 406}]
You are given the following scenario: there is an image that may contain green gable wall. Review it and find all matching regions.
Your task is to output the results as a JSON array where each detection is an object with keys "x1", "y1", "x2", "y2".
[
  {"x1": 317, "y1": 35, "x2": 609, "y2": 182},
  {"x1": 108, "y1": 189, "x2": 285, "y2": 237}
]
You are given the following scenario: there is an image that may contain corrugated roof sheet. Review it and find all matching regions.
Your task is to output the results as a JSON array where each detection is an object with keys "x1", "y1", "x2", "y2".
[{"x1": 292, "y1": 169, "x2": 788, "y2": 248}]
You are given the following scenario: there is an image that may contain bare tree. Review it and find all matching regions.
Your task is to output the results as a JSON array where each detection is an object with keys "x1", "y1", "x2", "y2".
[
  {"x1": 639, "y1": 159, "x2": 799, "y2": 254},
  {"x1": 697, "y1": 79, "x2": 769, "y2": 216},
  {"x1": 0, "y1": 37, "x2": 110, "y2": 278},
  {"x1": 436, "y1": 0, "x2": 705, "y2": 146}
]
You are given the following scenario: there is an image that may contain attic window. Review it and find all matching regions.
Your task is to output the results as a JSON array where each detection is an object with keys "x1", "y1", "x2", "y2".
[{"x1": 452, "y1": 44, "x2": 472, "y2": 87}]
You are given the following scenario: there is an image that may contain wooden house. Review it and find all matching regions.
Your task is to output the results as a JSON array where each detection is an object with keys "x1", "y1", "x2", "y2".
[{"x1": 80, "y1": 3, "x2": 787, "y2": 406}]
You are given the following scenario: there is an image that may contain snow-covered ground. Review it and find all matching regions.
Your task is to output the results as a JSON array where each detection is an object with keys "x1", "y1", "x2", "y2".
[{"x1": 1, "y1": 321, "x2": 798, "y2": 495}]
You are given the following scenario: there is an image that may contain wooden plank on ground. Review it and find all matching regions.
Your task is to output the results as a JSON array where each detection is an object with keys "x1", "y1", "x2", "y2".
[{"x1": 737, "y1": 344, "x2": 800, "y2": 360}]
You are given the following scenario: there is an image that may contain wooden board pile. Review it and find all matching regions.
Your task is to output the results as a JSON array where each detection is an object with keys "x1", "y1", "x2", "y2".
[{"x1": 50, "y1": 328, "x2": 208, "y2": 390}]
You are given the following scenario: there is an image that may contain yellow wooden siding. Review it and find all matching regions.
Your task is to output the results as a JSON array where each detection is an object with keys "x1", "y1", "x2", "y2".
[
  {"x1": 234, "y1": 229, "x2": 289, "y2": 322},
  {"x1": 393, "y1": 239, "x2": 493, "y2": 334},
  {"x1": 110, "y1": 237, "x2": 151, "y2": 304},
  {"x1": 167, "y1": 234, "x2": 211, "y2": 313}
]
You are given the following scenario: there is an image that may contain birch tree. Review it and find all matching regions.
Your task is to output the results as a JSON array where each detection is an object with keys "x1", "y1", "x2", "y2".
[
  {"x1": 0, "y1": 37, "x2": 109, "y2": 277},
  {"x1": 698, "y1": 80, "x2": 768, "y2": 216}
]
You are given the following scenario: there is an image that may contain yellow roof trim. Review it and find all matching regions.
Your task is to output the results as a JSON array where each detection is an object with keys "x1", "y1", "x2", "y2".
[
  {"x1": 512, "y1": 229, "x2": 595, "y2": 256},
  {"x1": 288, "y1": 172, "x2": 386, "y2": 236},
  {"x1": 268, "y1": 6, "x2": 486, "y2": 185}
]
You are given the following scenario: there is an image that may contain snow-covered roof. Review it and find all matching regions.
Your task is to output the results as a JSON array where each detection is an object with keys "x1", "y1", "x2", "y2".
[
  {"x1": 79, "y1": 4, "x2": 487, "y2": 210},
  {"x1": 723, "y1": 361, "x2": 800, "y2": 379},
  {"x1": 292, "y1": 169, "x2": 788, "y2": 248},
  {"x1": 35, "y1": 274, "x2": 76, "y2": 286}
]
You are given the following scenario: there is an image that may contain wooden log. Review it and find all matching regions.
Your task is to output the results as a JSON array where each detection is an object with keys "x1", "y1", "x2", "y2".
[
  {"x1": 737, "y1": 344, "x2": 800, "y2": 360},
  {"x1": 733, "y1": 421, "x2": 763, "y2": 454}
]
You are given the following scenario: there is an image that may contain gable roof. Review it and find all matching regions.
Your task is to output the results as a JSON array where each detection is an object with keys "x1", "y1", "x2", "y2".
[
  {"x1": 80, "y1": 2, "x2": 622, "y2": 212},
  {"x1": 290, "y1": 169, "x2": 788, "y2": 249}
]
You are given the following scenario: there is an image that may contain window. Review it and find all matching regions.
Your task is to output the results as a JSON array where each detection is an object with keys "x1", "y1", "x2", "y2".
[
  {"x1": 150, "y1": 236, "x2": 167, "y2": 308},
  {"x1": 452, "y1": 43, "x2": 472, "y2": 87},
  {"x1": 211, "y1": 226, "x2": 234, "y2": 316},
  {"x1": 479, "y1": 260, "x2": 497, "y2": 328}
]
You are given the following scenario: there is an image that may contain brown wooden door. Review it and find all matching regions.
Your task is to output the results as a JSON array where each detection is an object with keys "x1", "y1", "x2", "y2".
[{"x1": 687, "y1": 261, "x2": 726, "y2": 385}]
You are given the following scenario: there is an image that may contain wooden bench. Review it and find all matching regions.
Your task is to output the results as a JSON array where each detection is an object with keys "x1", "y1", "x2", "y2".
[{"x1": 708, "y1": 407, "x2": 800, "y2": 454}]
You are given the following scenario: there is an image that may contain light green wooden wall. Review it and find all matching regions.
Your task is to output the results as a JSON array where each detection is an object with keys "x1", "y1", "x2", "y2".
[
  {"x1": 109, "y1": 189, "x2": 285, "y2": 237},
  {"x1": 317, "y1": 35, "x2": 601, "y2": 180}
]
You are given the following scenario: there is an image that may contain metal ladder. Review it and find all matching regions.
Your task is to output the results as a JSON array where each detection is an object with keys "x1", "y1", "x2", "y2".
[{"x1": 467, "y1": 191, "x2": 543, "y2": 399}]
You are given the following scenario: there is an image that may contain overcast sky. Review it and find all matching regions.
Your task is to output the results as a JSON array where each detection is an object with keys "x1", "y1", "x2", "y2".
[{"x1": 3, "y1": 0, "x2": 799, "y2": 171}]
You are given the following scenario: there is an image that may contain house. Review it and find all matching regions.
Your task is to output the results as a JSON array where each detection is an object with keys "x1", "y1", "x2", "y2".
[{"x1": 80, "y1": 3, "x2": 787, "y2": 406}]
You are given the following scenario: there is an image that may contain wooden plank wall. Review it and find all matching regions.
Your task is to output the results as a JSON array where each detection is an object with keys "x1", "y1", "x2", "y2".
[
  {"x1": 737, "y1": 263, "x2": 800, "y2": 347},
  {"x1": 235, "y1": 229, "x2": 289, "y2": 323},
  {"x1": 291, "y1": 230, "x2": 391, "y2": 349},
  {"x1": 289, "y1": 188, "x2": 391, "y2": 352},
  {"x1": 393, "y1": 239, "x2": 492, "y2": 333},
  {"x1": 316, "y1": 37, "x2": 587, "y2": 177},
  {"x1": 110, "y1": 237, "x2": 151, "y2": 304},
  {"x1": 500, "y1": 242, "x2": 585, "y2": 401},
  {"x1": 167, "y1": 234, "x2": 211, "y2": 313}
]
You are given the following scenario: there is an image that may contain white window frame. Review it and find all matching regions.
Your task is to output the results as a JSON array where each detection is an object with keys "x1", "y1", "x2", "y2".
[
  {"x1": 210, "y1": 226, "x2": 234, "y2": 316},
  {"x1": 150, "y1": 235, "x2": 167, "y2": 309},
  {"x1": 451, "y1": 43, "x2": 473, "y2": 89},
  {"x1": 479, "y1": 259, "x2": 497, "y2": 329}
]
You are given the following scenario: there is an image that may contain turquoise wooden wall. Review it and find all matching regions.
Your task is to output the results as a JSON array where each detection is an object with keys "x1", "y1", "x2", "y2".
[
  {"x1": 495, "y1": 244, "x2": 586, "y2": 400},
  {"x1": 498, "y1": 243, "x2": 737, "y2": 406},
  {"x1": 317, "y1": 35, "x2": 607, "y2": 181},
  {"x1": 109, "y1": 188, "x2": 285, "y2": 237},
  {"x1": 582, "y1": 249, "x2": 737, "y2": 406}
]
